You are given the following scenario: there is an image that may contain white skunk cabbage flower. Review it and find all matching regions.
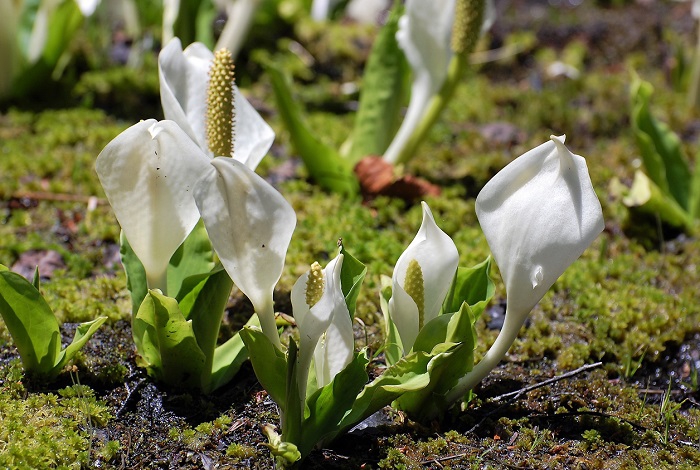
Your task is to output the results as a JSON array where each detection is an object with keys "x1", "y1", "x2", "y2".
[
  {"x1": 193, "y1": 158, "x2": 296, "y2": 349},
  {"x1": 445, "y1": 135, "x2": 604, "y2": 402},
  {"x1": 383, "y1": 0, "x2": 455, "y2": 164},
  {"x1": 96, "y1": 120, "x2": 210, "y2": 293},
  {"x1": 383, "y1": 0, "x2": 496, "y2": 164},
  {"x1": 158, "y1": 38, "x2": 274, "y2": 169},
  {"x1": 389, "y1": 202, "x2": 459, "y2": 354},
  {"x1": 292, "y1": 254, "x2": 352, "y2": 396}
]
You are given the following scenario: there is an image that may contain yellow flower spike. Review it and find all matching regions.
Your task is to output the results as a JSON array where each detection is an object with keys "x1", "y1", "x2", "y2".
[
  {"x1": 305, "y1": 262, "x2": 325, "y2": 308},
  {"x1": 206, "y1": 48, "x2": 236, "y2": 158},
  {"x1": 452, "y1": 0, "x2": 485, "y2": 56},
  {"x1": 403, "y1": 259, "x2": 425, "y2": 330}
]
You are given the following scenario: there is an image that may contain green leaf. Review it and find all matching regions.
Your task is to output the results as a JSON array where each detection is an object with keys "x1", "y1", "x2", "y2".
[
  {"x1": 283, "y1": 340, "x2": 302, "y2": 447},
  {"x1": 333, "y1": 350, "x2": 435, "y2": 439},
  {"x1": 689, "y1": 151, "x2": 700, "y2": 220},
  {"x1": 379, "y1": 275, "x2": 402, "y2": 366},
  {"x1": 120, "y1": 231, "x2": 148, "y2": 315},
  {"x1": 132, "y1": 293, "x2": 161, "y2": 373},
  {"x1": 338, "y1": 245, "x2": 367, "y2": 319},
  {"x1": 168, "y1": 220, "x2": 215, "y2": 299},
  {"x1": 442, "y1": 257, "x2": 495, "y2": 319},
  {"x1": 177, "y1": 265, "x2": 233, "y2": 385},
  {"x1": 393, "y1": 342, "x2": 471, "y2": 420},
  {"x1": 346, "y1": 4, "x2": 407, "y2": 162},
  {"x1": 412, "y1": 303, "x2": 476, "y2": 355},
  {"x1": 631, "y1": 77, "x2": 691, "y2": 209},
  {"x1": 266, "y1": 62, "x2": 359, "y2": 196},
  {"x1": 31, "y1": 267, "x2": 40, "y2": 290},
  {"x1": 396, "y1": 304, "x2": 478, "y2": 420},
  {"x1": 149, "y1": 290, "x2": 206, "y2": 389},
  {"x1": 209, "y1": 315, "x2": 261, "y2": 392},
  {"x1": 239, "y1": 327, "x2": 287, "y2": 406},
  {"x1": 300, "y1": 352, "x2": 369, "y2": 457},
  {"x1": 0, "y1": 270, "x2": 61, "y2": 374},
  {"x1": 13, "y1": 0, "x2": 84, "y2": 97},
  {"x1": 614, "y1": 170, "x2": 695, "y2": 233},
  {"x1": 53, "y1": 316, "x2": 107, "y2": 373},
  {"x1": 171, "y1": 0, "x2": 207, "y2": 47}
]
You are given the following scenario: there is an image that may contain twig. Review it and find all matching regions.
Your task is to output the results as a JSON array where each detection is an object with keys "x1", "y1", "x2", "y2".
[
  {"x1": 9, "y1": 191, "x2": 107, "y2": 205},
  {"x1": 530, "y1": 410, "x2": 646, "y2": 432},
  {"x1": 464, "y1": 362, "x2": 604, "y2": 434},
  {"x1": 489, "y1": 362, "x2": 604, "y2": 403}
]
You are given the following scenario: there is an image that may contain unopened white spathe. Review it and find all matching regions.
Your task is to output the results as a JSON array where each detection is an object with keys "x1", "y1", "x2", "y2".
[
  {"x1": 292, "y1": 254, "x2": 353, "y2": 394},
  {"x1": 158, "y1": 38, "x2": 274, "y2": 168},
  {"x1": 95, "y1": 119, "x2": 210, "y2": 293},
  {"x1": 193, "y1": 157, "x2": 296, "y2": 348},
  {"x1": 389, "y1": 202, "x2": 459, "y2": 353},
  {"x1": 476, "y1": 135, "x2": 604, "y2": 320},
  {"x1": 445, "y1": 135, "x2": 604, "y2": 403}
]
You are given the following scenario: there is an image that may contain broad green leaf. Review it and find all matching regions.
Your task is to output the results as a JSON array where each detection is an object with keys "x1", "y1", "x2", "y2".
[
  {"x1": 412, "y1": 302, "x2": 476, "y2": 355},
  {"x1": 239, "y1": 327, "x2": 287, "y2": 406},
  {"x1": 614, "y1": 170, "x2": 695, "y2": 233},
  {"x1": 393, "y1": 342, "x2": 472, "y2": 420},
  {"x1": 177, "y1": 265, "x2": 233, "y2": 378},
  {"x1": 0, "y1": 270, "x2": 60, "y2": 374},
  {"x1": 379, "y1": 275, "x2": 402, "y2": 366},
  {"x1": 333, "y1": 350, "x2": 435, "y2": 440},
  {"x1": 132, "y1": 293, "x2": 161, "y2": 373},
  {"x1": 339, "y1": 245, "x2": 367, "y2": 319},
  {"x1": 13, "y1": 0, "x2": 84, "y2": 97},
  {"x1": 300, "y1": 351, "x2": 369, "y2": 457},
  {"x1": 396, "y1": 303, "x2": 478, "y2": 420},
  {"x1": 149, "y1": 290, "x2": 206, "y2": 389},
  {"x1": 346, "y1": 4, "x2": 407, "y2": 162},
  {"x1": 120, "y1": 231, "x2": 148, "y2": 315},
  {"x1": 267, "y1": 63, "x2": 359, "y2": 196},
  {"x1": 209, "y1": 314, "x2": 261, "y2": 392},
  {"x1": 631, "y1": 77, "x2": 691, "y2": 209},
  {"x1": 53, "y1": 316, "x2": 108, "y2": 373},
  {"x1": 171, "y1": 0, "x2": 207, "y2": 47},
  {"x1": 168, "y1": 220, "x2": 215, "y2": 299},
  {"x1": 283, "y1": 340, "x2": 302, "y2": 446},
  {"x1": 442, "y1": 257, "x2": 494, "y2": 318},
  {"x1": 689, "y1": 151, "x2": 700, "y2": 220}
]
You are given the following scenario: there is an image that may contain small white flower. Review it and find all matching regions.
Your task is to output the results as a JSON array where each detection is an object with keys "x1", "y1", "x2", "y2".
[{"x1": 389, "y1": 202, "x2": 459, "y2": 353}]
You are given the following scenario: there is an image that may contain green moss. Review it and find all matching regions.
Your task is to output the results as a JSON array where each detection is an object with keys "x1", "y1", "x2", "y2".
[
  {"x1": 226, "y1": 442, "x2": 257, "y2": 461},
  {"x1": 0, "y1": 362, "x2": 112, "y2": 469}
]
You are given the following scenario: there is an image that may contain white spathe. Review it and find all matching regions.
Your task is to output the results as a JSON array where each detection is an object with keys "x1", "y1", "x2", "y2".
[
  {"x1": 193, "y1": 157, "x2": 296, "y2": 348},
  {"x1": 158, "y1": 38, "x2": 274, "y2": 168},
  {"x1": 475, "y1": 135, "x2": 604, "y2": 321},
  {"x1": 95, "y1": 119, "x2": 210, "y2": 292},
  {"x1": 292, "y1": 254, "x2": 353, "y2": 393},
  {"x1": 383, "y1": 0, "x2": 455, "y2": 164},
  {"x1": 443, "y1": 135, "x2": 604, "y2": 406},
  {"x1": 389, "y1": 202, "x2": 459, "y2": 354}
]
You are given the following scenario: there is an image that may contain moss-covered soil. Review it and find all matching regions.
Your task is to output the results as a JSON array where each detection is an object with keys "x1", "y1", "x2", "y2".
[{"x1": 3, "y1": 0, "x2": 700, "y2": 468}]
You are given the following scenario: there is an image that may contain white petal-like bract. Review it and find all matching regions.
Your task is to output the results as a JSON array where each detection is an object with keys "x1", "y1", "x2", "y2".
[
  {"x1": 158, "y1": 38, "x2": 275, "y2": 168},
  {"x1": 389, "y1": 202, "x2": 459, "y2": 353},
  {"x1": 95, "y1": 119, "x2": 210, "y2": 292}
]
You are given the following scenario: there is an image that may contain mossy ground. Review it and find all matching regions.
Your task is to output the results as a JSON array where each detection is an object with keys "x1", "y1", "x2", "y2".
[{"x1": 2, "y1": 0, "x2": 700, "y2": 468}]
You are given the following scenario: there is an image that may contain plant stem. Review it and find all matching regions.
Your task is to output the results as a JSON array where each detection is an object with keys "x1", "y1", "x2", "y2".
[
  {"x1": 258, "y1": 296, "x2": 282, "y2": 350},
  {"x1": 147, "y1": 269, "x2": 168, "y2": 296},
  {"x1": 391, "y1": 53, "x2": 468, "y2": 166},
  {"x1": 443, "y1": 307, "x2": 527, "y2": 405}
]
